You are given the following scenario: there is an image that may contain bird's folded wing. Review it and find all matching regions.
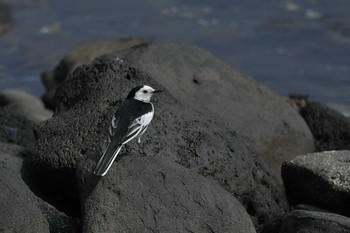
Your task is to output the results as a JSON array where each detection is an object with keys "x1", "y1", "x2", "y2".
[
  {"x1": 109, "y1": 114, "x2": 119, "y2": 137},
  {"x1": 121, "y1": 117, "x2": 145, "y2": 144}
]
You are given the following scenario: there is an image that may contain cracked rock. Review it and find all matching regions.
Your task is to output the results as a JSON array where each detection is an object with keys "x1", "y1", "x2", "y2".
[
  {"x1": 77, "y1": 155, "x2": 256, "y2": 233},
  {"x1": 33, "y1": 54, "x2": 288, "y2": 232}
]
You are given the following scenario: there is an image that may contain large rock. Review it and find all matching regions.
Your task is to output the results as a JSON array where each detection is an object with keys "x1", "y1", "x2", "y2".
[
  {"x1": 0, "y1": 89, "x2": 53, "y2": 123},
  {"x1": 41, "y1": 37, "x2": 149, "y2": 109},
  {"x1": 279, "y1": 210, "x2": 350, "y2": 233},
  {"x1": 77, "y1": 155, "x2": 256, "y2": 233},
  {"x1": 34, "y1": 56, "x2": 288, "y2": 232},
  {"x1": 116, "y1": 42, "x2": 314, "y2": 179},
  {"x1": 0, "y1": 142, "x2": 78, "y2": 233},
  {"x1": 0, "y1": 143, "x2": 50, "y2": 233},
  {"x1": 41, "y1": 42, "x2": 314, "y2": 179},
  {"x1": 300, "y1": 102, "x2": 350, "y2": 151},
  {"x1": 282, "y1": 150, "x2": 350, "y2": 216},
  {"x1": 0, "y1": 107, "x2": 36, "y2": 151}
]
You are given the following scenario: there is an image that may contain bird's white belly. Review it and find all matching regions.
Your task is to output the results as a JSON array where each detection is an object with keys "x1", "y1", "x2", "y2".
[
  {"x1": 140, "y1": 110, "x2": 154, "y2": 125},
  {"x1": 140, "y1": 103, "x2": 154, "y2": 126}
]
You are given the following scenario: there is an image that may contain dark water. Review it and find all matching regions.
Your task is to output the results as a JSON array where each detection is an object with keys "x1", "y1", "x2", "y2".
[{"x1": 1, "y1": 0, "x2": 349, "y2": 104}]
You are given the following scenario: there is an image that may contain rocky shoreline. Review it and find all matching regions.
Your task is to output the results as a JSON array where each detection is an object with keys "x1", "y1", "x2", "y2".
[{"x1": 1, "y1": 39, "x2": 349, "y2": 233}]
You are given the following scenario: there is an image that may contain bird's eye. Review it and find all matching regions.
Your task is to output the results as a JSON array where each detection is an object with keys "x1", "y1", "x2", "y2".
[{"x1": 143, "y1": 90, "x2": 148, "y2": 93}]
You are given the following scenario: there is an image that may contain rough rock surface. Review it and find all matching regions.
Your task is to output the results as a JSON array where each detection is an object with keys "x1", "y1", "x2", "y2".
[
  {"x1": 300, "y1": 102, "x2": 350, "y2": 151},
  {"x1": 0, "y1": 143, "x2": 50, "y2": 233},
  {"x1": 116, "y1": 42, "x2": 314, "y2": 179},
  {"x1": 38, "y1": 200, "x2": 79, "y2": 233},
  {"x1": 0, "y1": 108, "x2": 36, "y2": 151},
  {"x1": 0, "y1": 89, "x2": 53, "y2": 123},
  {"x1": 282, "y1": 150, "x2": 350, "y2": 216},
  {"x1": 77, "y1": 155, "x2": 256, "y2": 233},
  {"x1": 279, "y1": 210, "x2": 350, "y2": 233},
  {"x1": 34, "y1": 56, "x2": 288, "y2": 232},
  {"x1": 41, "y1": 42, "x2": 314, "y2": 179},
  {"x1": 0, "y1": 142, "x2": 79, "y2": 233},
  {"x1": 41, "y1": 37, "x2": 149, "y2": 109}
]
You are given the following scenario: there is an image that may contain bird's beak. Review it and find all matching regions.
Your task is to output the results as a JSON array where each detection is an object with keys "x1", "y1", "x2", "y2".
[{"x1": 153, "y1": 90, "x2": 163, "y2": 94}]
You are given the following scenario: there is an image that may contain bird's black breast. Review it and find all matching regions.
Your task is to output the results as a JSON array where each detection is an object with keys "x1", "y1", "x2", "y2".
[{"x1": 117, "y1": 99, "x2": 153, "y2": 119}]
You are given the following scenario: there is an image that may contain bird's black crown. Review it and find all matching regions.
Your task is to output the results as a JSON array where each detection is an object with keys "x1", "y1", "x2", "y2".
[{"x1": 126, "y1": 85, "x2": 143, "y2": 100}]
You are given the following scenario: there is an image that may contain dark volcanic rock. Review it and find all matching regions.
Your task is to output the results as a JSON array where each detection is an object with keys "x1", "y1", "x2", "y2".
[
  {"x1": 34, "y1": 56, "x2": 288, "y2": 232},
  {"x1": 0, "y1": 107, "x2": 36, "y2": 151},
  {"x1": 115, "y1": 42, "x2": 314, "y2": 180},
  {"x1": 300, "y1": 102, "x2": 350, "y2": 151},
  {"x1": 0, "y1": 143, "x2": 50, "y2": 233},
  {"x1": 77, "y1": 155, "x2": 256, "y2": 233},
  {"x1": 282, "y1": 150, "x2": 350, "y2": 216},
  {"x1": 41, "y1": 42, "x2": 314, "y2": 180},
  {"x1": 0, "y1": 142, "x2": 79, "y2": 233},
  {"x1": 279, "y1": 210, "x2": 350, "y2": 233},
  {"x1": 39, "y1": 201, "x2": 79, "y2": 233},
  {"x1": 41, "y1": 37, "x2": 149, "y2": 109}
]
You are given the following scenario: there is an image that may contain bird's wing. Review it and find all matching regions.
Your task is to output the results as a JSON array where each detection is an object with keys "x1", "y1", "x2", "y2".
[
  {"x1": 109, "y1": 113, "x2": 119, "y2": 137},
  {"x1": 121, "y1": 111, "x2": 153, "y2": 145},
  {"x1": 111, "y1": 102, "x2": 154, "y2": 145},
  {"x1": 107, "y1": 110, "x2": 145, "y2": 144}
]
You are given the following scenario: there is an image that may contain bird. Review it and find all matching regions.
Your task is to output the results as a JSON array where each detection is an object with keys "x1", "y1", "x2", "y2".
[{"x1": 93, "y1": 85, "x2": 162, "y2": 176}]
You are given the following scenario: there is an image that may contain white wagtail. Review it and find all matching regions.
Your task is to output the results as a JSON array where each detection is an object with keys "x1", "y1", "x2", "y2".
[{"x1": 94, "y1": 85, "x2": 162, "y2": 176}]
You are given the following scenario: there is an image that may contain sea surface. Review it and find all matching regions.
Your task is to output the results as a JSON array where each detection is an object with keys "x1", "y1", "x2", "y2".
[{"x1": 0, "y1": 0, "x2": 349, "y2": 105}]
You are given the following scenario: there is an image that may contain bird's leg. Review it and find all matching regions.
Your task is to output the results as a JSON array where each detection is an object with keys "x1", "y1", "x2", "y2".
[
  {"x1": 124, "y1": 144, "x2": 129, "y2": 154},
  {"x1": 138, "y1": 138, "x2": 147, "y2": 157}
]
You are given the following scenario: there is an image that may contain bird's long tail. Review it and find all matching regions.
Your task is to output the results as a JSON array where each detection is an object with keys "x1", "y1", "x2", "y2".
[{"x1": 93, "y1": 143, "x2": 123, "y2": 176}]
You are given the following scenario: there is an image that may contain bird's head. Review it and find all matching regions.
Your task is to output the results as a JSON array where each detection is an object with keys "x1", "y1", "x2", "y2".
[{"x1": 127, "y1": 85, "x2": 162, "y2": 103}]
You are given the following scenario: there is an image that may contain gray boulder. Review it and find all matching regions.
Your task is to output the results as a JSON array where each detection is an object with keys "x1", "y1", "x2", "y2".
[
  {"x1": 116, "y1": 42, "x2": 314, "y2": 180},
  {"x1": 0, "y1": 143, "x2": 50, "y2": 233},
  {"x1": 0, "y1": 108, "x2": 36, "y2": 151},
  {"x1": 300, "y1": 102, "x2": 350, "y2": 151},
  {"x1": 41, "y1": 37, "x2": 149, "y2": 109},
  {"x1": 77, "y1": 155, "x2": 256, "y2": 233},
  {"x1": 282, "y1": 150, "x2": 350, "y2": 216},
  {"x1": 279, "y1": 210, "x2": 350, "y2": 233},
  {"x1": 40, "y1": 41, "x2": 314, "y2": 179},
  {"x1": 0, "y1": 142, "x2": 78, "y2": 233},
  {"x1": 0, "y1": 89, "x2": 53, "y2": 123},
  {"x1": 34, "y1": 56, "x2": 288, "y2": 232}
]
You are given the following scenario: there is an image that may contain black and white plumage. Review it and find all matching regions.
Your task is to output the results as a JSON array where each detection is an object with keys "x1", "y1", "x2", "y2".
[{"x1": 94, "y1": 85, "x2": 161, "y2": 176}]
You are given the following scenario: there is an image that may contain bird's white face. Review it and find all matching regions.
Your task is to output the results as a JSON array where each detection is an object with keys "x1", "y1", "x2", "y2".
[{"x1": 134, "y1": 85, "x2": 156, "y2": 103}]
